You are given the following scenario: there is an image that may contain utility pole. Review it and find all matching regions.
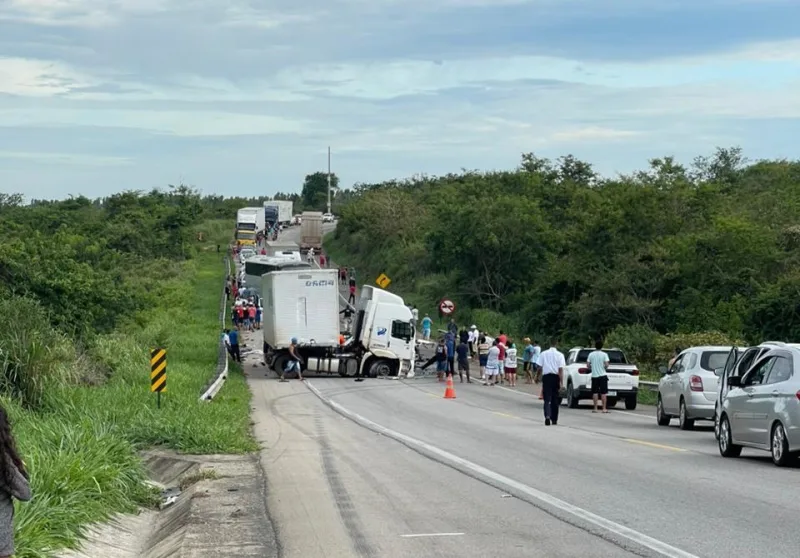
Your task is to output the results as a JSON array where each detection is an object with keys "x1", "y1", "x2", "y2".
[{"x1": 326, "y1": 146, "x2": 332, "y2": 214}]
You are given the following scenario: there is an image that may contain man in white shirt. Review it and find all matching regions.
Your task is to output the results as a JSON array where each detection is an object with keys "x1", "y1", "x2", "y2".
[
  {"x1": 587, "y1": 339, "x2": 610, "y2": 413},
  {"x1": 538, "y1": 339, "x2": 566, "y2": 426},
  {"x1": 468, "y1": 325, "x2": 478, "y2": 359}
]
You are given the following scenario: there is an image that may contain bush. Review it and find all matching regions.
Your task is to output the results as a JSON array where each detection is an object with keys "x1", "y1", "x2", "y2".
[
  {"x1": 605, "y1": 324, "x2": 660, "y2": 367},
  {"x1": 653, "y1": 331, "x2": 745, "y2": 365}
]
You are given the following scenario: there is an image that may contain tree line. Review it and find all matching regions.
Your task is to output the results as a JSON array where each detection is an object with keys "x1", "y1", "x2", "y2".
[{"x1": 327, "y1": 147, "x2": 800, "y2": 362}]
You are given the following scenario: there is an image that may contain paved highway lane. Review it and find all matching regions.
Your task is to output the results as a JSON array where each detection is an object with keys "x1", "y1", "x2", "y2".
[
  {"x1": 248, "y1": 369, "x2": 642, "y2": 558},
  {"x1": 305, "y1": 376, "x2": 800, "y2": 558}
]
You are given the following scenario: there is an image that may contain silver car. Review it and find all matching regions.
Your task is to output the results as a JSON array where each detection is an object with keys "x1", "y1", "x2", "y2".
[
  {"x1": 656, "y1": 346, "x2": 732, "y2": 430},
  {"x1": 717, "y1": 345, "x2": 800, "y2": 466}
]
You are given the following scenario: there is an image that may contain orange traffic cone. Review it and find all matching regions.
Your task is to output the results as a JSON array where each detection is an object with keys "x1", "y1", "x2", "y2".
[{"x1": 444, "y1": 375, "x2": 456, "y2": 399}]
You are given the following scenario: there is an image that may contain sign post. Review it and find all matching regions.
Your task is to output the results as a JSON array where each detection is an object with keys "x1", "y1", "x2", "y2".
[
  {"x1": 150, "y1": 348, "x2": 167, "y2": 408},
  {"x1": 375, "y1": 273, "x2": 391, "y2": 289},
  {"x1": 439, "y1": 298, "x2": 456, "y2": 315}
]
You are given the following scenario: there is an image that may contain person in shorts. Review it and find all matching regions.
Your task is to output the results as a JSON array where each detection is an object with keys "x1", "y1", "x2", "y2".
[
  {"x1": 478, "y1": 335, "x2": 489, "y2": 380},
  {"x1": 587, "y1": 339, "x2": 610, "y2": 413},
  {"x1": 484, "y1": 339, "x2": 501, "y2": 386}
]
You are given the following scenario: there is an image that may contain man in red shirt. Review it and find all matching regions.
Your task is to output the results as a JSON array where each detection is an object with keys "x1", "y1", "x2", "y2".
[{"x1": 497, "y1": 334, "x2": 507, "y2": 384}]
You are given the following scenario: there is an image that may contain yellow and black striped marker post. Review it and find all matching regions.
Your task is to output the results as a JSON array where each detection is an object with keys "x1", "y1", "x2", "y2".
[{"x1": 150, "y1": 348, "x2": 167, "y2": 408}]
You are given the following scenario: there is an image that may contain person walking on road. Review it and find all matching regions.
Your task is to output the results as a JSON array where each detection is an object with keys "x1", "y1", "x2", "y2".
[
  {"x1": 588, "y1": 339, "x2": 611, "y2": 413},
  {"x1": 247, "y1": 304, "x2": 256, "y2": 332},
  {"x1": 456, "y1": 338, "x2": 471, "y2": 383},
  {"x1": 421, "y1": 314, "x2": 432, "y2": 340},
  {"x1": 281, "y1": 338, "x2": 304, "y2": 382},
  {"x1": 477, "y1": 335, "x2": 489, "y2": 380},
  {"x1": 227, "y1": 328, "x2": 241, "y2": 362},
  {"x1": 0, "y1": 404, "x2": 31, "y2": 558},
  {"x1": 339, "y1": 266, "x2": 347, "y2": 285},
  {"x1": 348, "y1": 282, "x2": 356, "y2": 305},
  {"x1": 411, "y1": 306, "x2": 419, "y2": 328},
  {"x1": 504, "y1": 340, "x2": 518, "y2": 387},
  {"x1": 539, "y1": 339, "x2": 565, "y2": 425},
  {"x1": 484, "y1": 339, "x2": 500, "y2": 386}
]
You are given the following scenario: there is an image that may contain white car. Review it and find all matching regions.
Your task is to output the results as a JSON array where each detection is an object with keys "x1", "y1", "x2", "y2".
[
  {"x1": 563, "y1": 347, "x2": 640, "y2": 410},
  {"x1": 322, "y1": 213, "x2": 334, "y2": 222},
  {"x1": 656, "y1": 346, "x2": 732, "y2": 430},
  {"x1": 239, "y1": 248, "x2": 256, "y2": 265}
]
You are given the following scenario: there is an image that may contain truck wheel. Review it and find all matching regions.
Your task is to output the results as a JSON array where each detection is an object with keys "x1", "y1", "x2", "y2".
[
  {"x1": 272, "y1": 354, "x2": 288, "y2": 376},
  {"x1": 368, "y1": 359, "x2": 393, "y2": 378}
]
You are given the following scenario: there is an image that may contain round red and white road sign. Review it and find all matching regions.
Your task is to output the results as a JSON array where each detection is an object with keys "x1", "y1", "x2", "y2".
[{"x1": 439, "y1": 298, "x2": 456, "y2": 315}]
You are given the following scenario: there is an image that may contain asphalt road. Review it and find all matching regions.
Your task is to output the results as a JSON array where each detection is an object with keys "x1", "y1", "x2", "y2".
[{"x1": 245, "y1": 223, "x2": 800, "y2": 558}]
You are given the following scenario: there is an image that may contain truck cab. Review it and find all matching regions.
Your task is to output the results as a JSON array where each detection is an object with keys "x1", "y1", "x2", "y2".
[{"x1": 354, "y1": 286, "x2": 415, "y2": 377}]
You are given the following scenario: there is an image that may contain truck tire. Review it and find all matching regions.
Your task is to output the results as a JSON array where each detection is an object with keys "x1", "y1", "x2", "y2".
[
  {"x1": 368, "y1": 359, "x2": 393, "y2": 378},
  {"x1": 272, "y1": 354, "x2": 288, "y2": 375}
]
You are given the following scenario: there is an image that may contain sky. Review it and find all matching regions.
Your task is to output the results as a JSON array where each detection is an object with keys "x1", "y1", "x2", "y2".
[{"x1": 0, "y1": 0, "x2": 798, "y2": 200}]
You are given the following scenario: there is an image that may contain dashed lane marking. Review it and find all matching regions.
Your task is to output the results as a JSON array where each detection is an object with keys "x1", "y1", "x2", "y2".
[
  {"x1": 306, "y1": 380, "x2": 700, "y2": 558},
  {"x1": 624, "y1": 439, "x2": 686, "y2": 452},
  {"x1": 400, "y1": 533, "x2": 465, "y2": 538}
]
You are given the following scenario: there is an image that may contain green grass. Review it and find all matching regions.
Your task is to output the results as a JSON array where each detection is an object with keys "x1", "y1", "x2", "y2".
[{"x1": 8, "y1": 226, "x2": 256, "y2": 558}]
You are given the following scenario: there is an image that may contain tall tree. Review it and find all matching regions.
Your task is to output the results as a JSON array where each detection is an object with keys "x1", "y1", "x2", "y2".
[{"x1": 302, "y1": 172, "x2": 339, "y2": 211}]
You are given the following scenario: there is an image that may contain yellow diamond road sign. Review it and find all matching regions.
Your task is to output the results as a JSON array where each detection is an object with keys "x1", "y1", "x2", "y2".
[{"x1": 376, "y1": 273, "x2": 391, "y2": 289}]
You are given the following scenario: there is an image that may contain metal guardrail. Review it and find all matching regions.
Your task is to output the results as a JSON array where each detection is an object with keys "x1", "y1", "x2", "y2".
[{"x1": 200, "y1": 255, "x2": 231, "y2": 402}]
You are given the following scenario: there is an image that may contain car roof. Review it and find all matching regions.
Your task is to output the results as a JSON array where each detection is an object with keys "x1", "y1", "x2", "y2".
[{"x1": 682, "y1": 346, "x2": 733, "y2": 352}]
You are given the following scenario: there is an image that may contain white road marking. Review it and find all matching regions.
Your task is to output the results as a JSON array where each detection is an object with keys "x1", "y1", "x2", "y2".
[
  {"x1": 400, "y1": 533, "x2": 464, "y2": 538},
  {"x1": 306, "y1": 381, "x2": 699, "y2": 558}
]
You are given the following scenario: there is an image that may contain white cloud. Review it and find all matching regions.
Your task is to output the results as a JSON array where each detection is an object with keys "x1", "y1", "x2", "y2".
[
  {"x1": 0, "y1": 108, "x2": 309, "y2": 136},
  {"x1": 0, "y1": 57, "x2": 98, "y2": 96},
  {"x1": 0, "y1": 150, "x2": 132, "y2": 166},
  {"x1": 551, "y1": 127, "x2": 642, "y2": 142}
]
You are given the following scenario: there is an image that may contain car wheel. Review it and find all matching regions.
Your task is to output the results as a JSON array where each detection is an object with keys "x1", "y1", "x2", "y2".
[
  {"x1": 678, "y1": 398, "x2": 694, "y2": 430},
  {"x1": 624, "y1": 396, "x2": 637, "y2": 410},
  {"x1": 771, "y1": 423, "x2": 792, "y2": 467},
  {"x1": 566, "y1": 382, "x2": 579, "y2": 408},
  {"x1": 718, "y1": 415, "x2": 742, "y2": 457},
  {"x1": 713, "y1": 404, "x2": 720, "y2": 440},
  {"x1": 656, "y1": 396, "x2": 670, "y2": 426}
]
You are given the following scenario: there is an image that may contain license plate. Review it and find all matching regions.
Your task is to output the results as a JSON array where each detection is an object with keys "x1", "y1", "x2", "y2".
[{"x1": 608, "y1": 391, "x2": 617, "y2": 396}]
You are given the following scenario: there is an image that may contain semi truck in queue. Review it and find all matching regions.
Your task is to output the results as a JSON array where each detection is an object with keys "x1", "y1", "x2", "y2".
[{"x1": 260, "y1": 268, "x2": 415, "y2": 378}]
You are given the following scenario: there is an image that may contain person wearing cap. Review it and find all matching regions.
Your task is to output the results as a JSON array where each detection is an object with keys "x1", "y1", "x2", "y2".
[{"x1": 280, "y1": 337, "x2": 304, "y2": 382}]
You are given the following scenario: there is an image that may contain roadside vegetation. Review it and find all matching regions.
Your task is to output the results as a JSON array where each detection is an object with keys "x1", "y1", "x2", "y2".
[
  {"x1": 0, "y1": 188, "x2": 255, "y2": 557},
  {"x1": 325, "y1": 147, "x2": 799, "y2": 380}
]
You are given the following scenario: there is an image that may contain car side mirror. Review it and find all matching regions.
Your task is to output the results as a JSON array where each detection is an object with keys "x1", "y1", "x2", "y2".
[
  {"x1": 728, "y1": 376, "x2": 742, "y2": 388},
  {"x1": 714, "y1": 367, "x2": 723, "y2": 376},
  {"x1": 658, "y1": 365, "x2": 668, "y2": 375}
]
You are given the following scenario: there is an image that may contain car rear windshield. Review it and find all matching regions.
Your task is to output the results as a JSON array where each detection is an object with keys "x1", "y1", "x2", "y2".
[
  {"x1": 701, "y1": 351, "x2": 729, "y2": 372},
  {"x1": 576, "y1": 349, "x2": 628, "y2": 364}
]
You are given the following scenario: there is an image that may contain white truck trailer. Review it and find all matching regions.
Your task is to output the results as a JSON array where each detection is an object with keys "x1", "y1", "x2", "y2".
[
  {"x1": 264, "y1": 200, "x2": 293, "y2": 229},
  {"x1": 261, "y1": 269, "x2": 415, "y2": 378}
]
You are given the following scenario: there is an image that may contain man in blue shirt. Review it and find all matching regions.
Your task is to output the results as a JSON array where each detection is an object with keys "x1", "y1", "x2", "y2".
[
  {"x1": 227, "y1": 328, "x2": 241, "y2": 362},
  {"x1": 421, "y1": 315, "x2": 432, "y2": 340},
  {"x1": 445, "y1": 331, "x2": 456, "y2": 376}
]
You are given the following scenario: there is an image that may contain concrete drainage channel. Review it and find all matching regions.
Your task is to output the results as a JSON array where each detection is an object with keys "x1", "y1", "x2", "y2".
[{"x1": 57, "y1": 450, "x2": 277, "y2": 558}]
